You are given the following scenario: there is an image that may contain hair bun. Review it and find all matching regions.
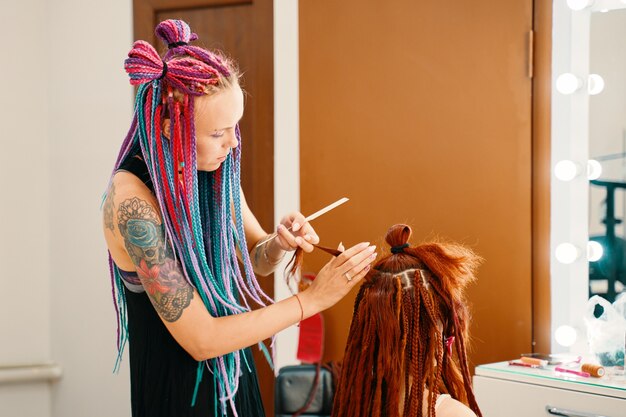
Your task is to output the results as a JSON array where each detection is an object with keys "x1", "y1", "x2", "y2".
[
  {"x1": 385, "y1": 224, "x2": 412, "y2": 249},
  {"x1": 155, "y1": 20, "x2": 198, "y2": 49}
]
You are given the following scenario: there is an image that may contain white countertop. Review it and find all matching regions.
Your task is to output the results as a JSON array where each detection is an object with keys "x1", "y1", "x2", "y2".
[{"x1": 475, "y1": 361, "x2": 626, "y2": 400}]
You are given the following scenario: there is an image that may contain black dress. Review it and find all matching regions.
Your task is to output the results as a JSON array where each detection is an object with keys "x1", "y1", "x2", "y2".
[{"x1": 116, "y1": 152, "x2": 266, "y2": 417}]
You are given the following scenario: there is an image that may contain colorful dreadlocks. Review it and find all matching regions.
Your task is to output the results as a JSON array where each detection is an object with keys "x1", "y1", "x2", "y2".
[
  {"x1": 332, "y1": 224, "x2": 482, "y2": 417},
  {"x1": 105, "y1": 19, "x2": 272, "y2": 416}
]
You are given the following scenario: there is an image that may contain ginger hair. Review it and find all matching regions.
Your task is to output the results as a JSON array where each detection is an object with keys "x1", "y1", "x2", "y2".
[{"x1": 332, "y1": 224, "x2": 483, "y2": 417}]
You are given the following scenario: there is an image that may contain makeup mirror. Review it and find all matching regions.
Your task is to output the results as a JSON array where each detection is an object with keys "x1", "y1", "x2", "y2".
[
  {"x1": 551, "y1": 0, "x2": 626, "y2": 353},
  {"x1": 588, "y1": 6, "x2": 626, "y2": 303}
]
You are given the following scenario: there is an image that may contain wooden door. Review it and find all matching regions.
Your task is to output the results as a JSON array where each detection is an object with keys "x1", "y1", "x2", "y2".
[
  {"x1": 134, "y1": 1, "x2": 275, "y2": 414},
  {"x1": 299, "y1": 0, "x2": 535, "y2": 369}
]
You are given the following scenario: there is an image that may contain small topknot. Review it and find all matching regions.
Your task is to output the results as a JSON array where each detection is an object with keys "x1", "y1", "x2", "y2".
[
  {"x1": 155, "y1": 19, "x2": 199, "y2": 49},
  {"x1": 385, "y1": 224, "x2": 412, "y2": 250}
]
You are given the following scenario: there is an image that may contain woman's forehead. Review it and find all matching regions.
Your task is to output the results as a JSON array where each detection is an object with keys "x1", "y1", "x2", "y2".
[{"x1": 194, "y1": 85, "x2": 244, "y2": 129}]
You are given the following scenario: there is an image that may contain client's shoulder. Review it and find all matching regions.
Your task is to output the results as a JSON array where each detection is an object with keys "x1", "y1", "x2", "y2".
[{"x1": 437, "y1": 396, "x2": 477, "y2": 417}]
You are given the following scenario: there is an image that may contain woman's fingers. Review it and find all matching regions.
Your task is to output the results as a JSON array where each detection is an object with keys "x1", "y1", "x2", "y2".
[
  {"x1": 290, "y1": 214, "x2": 320, "y2": 245},
  {"x1": 333, "y1": 242, "x2": 375, "y2": 271},
  {"x1": 290, "y1": 213, "x2": 307, "y2": 232},
  {"x1": 342, "y1": 247, "x2": 377, "y2": 281},
  {"x1": 346, "y1": 263, "x2": 371, "y2": 286},
  {"x1": 277, "y1": 224, "x2": 298, "y2": 249},
  {"x1": 307, "y1": 242, "x2": 375, "y2": 312},
  {"x1": 275, "y1": 232, "x2": 291, "y2": 250},
  {"x1": 276, "y1": 223, "x2": 315, "y2": 252},
  {"x1": 331, "y1": 241, "x2": 369, "y2": 265},
  {"x1": 354, "y1": 249, "x2": 377, "y2": 273},
  {"x1": 295, "y1": 235, "x2": 315, "y2": 253},
  {"x1": 299, "y1": 223, "x2": 320, "y2": 244}
]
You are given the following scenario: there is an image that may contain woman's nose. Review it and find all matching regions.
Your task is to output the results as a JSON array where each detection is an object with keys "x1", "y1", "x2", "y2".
[{"x1": 225, "y1": 131, "x2": 238, "y2": 149}]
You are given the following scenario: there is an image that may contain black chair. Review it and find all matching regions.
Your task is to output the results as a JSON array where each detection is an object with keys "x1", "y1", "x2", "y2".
[{"x1": 275, "y1": 364, "x2": 334, "y2": 417}]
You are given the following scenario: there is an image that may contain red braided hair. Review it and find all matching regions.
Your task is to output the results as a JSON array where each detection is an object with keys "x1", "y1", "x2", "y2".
[{"x1": 332, "y1": 224, "x2": 483, "y2": 417}]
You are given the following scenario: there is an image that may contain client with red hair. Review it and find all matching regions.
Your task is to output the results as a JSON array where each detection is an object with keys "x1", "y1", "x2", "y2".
[{"x1": 332, "y1": 224, "x2": 483, "y2": 417}]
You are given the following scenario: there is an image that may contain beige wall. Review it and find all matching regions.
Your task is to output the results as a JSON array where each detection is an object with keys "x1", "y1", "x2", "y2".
[
  {"x1": 0, "y1": 0, "x2": 51, "y2": 415},
  {"x1": 0, "y1": 0, "x2": 133, "y2": 416},
  {"x1": 48, "y1": 0, "x2": 133, "y2": 416}
]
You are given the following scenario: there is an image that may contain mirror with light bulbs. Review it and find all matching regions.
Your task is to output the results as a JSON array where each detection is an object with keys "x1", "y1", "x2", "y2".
[
  {"x1": 588, "y1": 6, "x2": 626, "y2": 302},
  {"x1": 551, "y1": 0, "x2": 626, "y2": 353}
]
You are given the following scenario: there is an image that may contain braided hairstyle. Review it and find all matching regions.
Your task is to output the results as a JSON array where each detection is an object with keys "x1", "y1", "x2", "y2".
[
  {"x1": 332, "y1": 224, "x2": 483, "y2": 417},
  {"x1": 105, "y1": 19, "x2": 272, "y2": 416}
]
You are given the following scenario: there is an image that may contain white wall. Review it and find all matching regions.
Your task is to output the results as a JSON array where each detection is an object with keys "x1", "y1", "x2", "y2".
[
  {"x1": 47, "y1": 1, "x2": 133, "y2": 416},
  {"x1": 273, "y1": 0, "x2": 301, "y2": 372},
  {"x1": 0, "y1": 0, "x2": 52, "y2": 415}
]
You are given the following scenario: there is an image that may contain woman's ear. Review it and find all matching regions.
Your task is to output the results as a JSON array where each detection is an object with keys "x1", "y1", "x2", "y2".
[{"x1": 162, "y1": 119, "x2": 171, "y2": 140}]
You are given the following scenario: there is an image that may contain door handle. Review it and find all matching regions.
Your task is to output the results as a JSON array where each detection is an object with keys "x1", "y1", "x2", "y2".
[{"x1": 546, "y1": 405, "x2": 610, "y2": 417}]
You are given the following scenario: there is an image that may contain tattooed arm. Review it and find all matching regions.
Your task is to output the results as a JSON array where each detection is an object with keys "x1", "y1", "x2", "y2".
[
  {"x1": 107, "y1": 172, "x2": 376, "y2": 361},
  {"x1": 116, "y1": 195, "x2": 193, "y2": 322}
]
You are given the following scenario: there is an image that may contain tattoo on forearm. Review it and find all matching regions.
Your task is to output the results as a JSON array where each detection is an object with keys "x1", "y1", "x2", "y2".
[
  {"x1": 103, "y1": 182, "x2": 116, "y2": 233},
  {"x1": 118, "y1": 197, "x2": 193, "y2": 322}
]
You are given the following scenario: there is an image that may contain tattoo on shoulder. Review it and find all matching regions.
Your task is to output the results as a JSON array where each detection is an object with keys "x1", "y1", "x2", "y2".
[
  {"x1": 118, "y1": 197, "x2": 193, "y2": 322},
  {"x1": 118, "y1": 197, "x2": 163, "y2": 265},
  {"x1": 103, "y1": 182, "x2": 116, "y2": 233}
]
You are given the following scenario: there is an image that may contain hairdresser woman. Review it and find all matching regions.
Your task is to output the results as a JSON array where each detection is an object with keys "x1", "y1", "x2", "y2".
[{"x1": 101, "y1": 20, "x2": 377, "y2": 417}]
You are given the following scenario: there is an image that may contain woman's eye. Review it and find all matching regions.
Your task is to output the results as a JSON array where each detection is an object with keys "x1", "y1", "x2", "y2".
[{"x1": 211, "y1": 131, "x2": 225, "y2": 138}]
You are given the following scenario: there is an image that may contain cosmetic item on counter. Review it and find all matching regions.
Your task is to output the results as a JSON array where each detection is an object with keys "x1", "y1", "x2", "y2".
[
  {"x1": 555, "y1": 366, "x2": 590, "y2": 378},
  {"x1": 508, "y1": 360, "x2": 544, "y2": 369},
  {"x1": 520, "y1": 356, "x2": 549, "y2": 367},
  {"x1": 520, "y1": 353, "x2": 582, "y2": 365},
  {"x1": 581, "y1": 363, "x2": 605, "y2": 377}
]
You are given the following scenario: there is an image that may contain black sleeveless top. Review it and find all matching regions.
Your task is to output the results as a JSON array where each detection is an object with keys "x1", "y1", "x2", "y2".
[{"x1": 116, "y1": 151, "x2": 266, "y2": 417}]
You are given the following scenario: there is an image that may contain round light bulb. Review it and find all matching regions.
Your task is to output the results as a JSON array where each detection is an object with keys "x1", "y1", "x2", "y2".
[
  {"x1": 588, "y1": 74, "x2": 605, "y2": 95},
  {"x1": 555, "y1": 325, "x2": 577, "y2": 347},
  {"x1": 587, "y1": 159, "x2": 602, "y2": 180},
  {"x1": 555, "y1": 160, "x2": 580, "y2": 181},
  {"x1": 556, "y1": 73, "x2": 582, "y2": 95},
  {"x1": 555, "y1": 243, "x2": 580, "y2": 264},
  {"x1": 567, "y1": 0, "x2": 594, "y2": 10},
  {"x1": 587, "y1": 241, "x2": 603, "y2": 262}
]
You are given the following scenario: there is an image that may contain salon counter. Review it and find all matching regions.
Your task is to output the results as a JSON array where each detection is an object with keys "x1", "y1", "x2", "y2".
[{"x1": 474, "y1": 361, "x2": 626, "y2": 417}]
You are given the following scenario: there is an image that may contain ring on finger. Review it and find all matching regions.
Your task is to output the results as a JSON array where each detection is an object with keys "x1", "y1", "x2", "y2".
[{"x1": 344, "y1": 272, "x2": 352, "y2": 282}]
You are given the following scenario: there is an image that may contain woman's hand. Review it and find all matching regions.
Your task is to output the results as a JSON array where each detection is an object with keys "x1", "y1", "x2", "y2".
[
  {"x1": 275, "y1": 211, "x2": 320, "y2": 253},
  {"x1": 299, "y1": 241, "x2": 377, "y2": 315}
]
